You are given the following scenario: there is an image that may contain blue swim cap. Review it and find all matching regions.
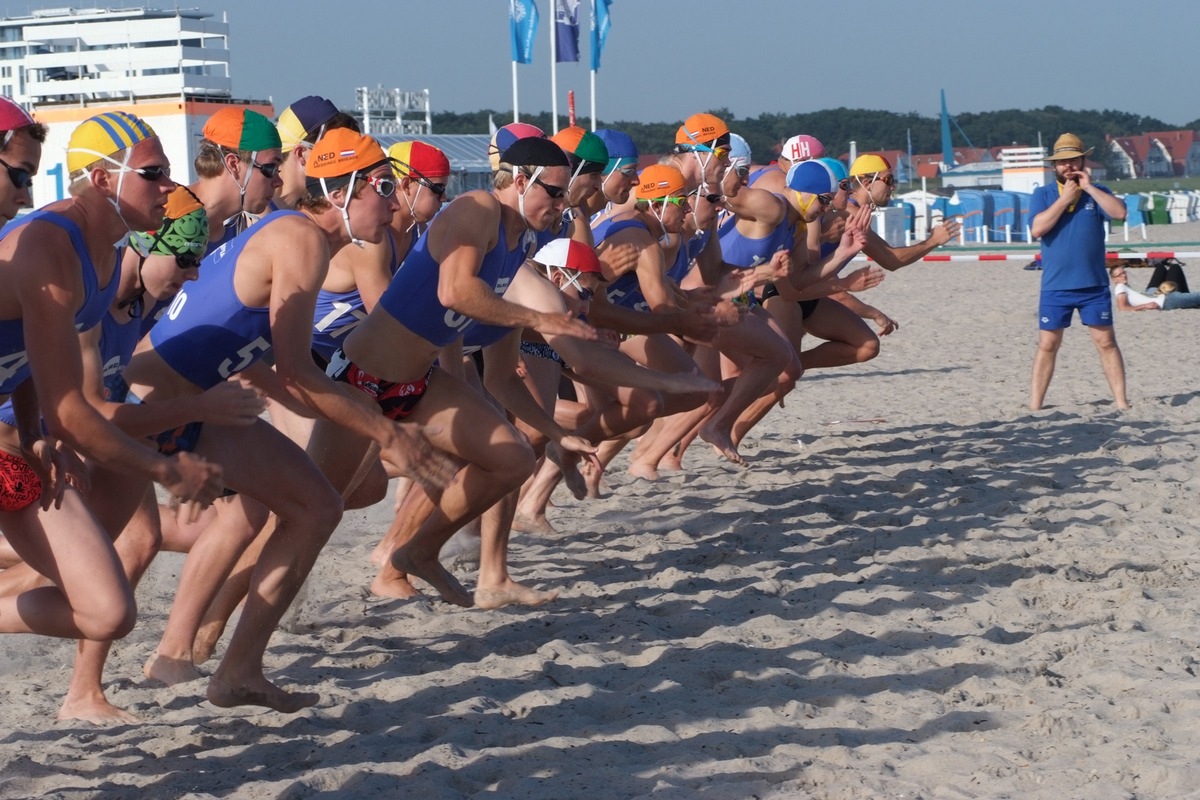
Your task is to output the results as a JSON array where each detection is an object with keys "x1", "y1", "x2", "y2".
[
  {"x1": 594, "y1": 128, "x2": 638, "y2": 174},
  {"x1": 817, "y1": 157, "x2": 848, "y2": 183},
  {"x1": 786, "y1": 160, "x2": 836, "y2": 195},
  {"x1": 728, "y1": 133, "x2": 751, "y2": 169}
]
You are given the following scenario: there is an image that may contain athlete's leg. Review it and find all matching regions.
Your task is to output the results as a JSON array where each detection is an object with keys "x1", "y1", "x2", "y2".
[
  {"x1": 385, "y1": 369, "x2": 536, "y2": 606},
  {"x1": 196, "y1": 419, "x2": 344, "y2": 712},
  {"x1": 0, "y1": 489, "x2": 134, "y2": 641},
  {"x1": 59, "y1": 477, "x2": 161, "y2": 723},
  {"x1": 798, "y1": 298, "x2": 881, "y2": 370}
]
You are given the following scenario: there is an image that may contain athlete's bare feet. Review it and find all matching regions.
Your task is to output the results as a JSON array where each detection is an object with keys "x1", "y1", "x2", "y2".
[
  {"x1": 391, "y1": 546, "x2": 473, "y2": 607},
  {"x1": 370, "y1": 572, "x2": 423, "y2": 599},
  {"x1": 58, "y1": 692, "x2": 140, "y2": 725},
  {"x1": 370, "y1": 537, "x2": 389, "y2": 567},
  {"x1": 582, "y1": 461, "x2": 606, "y2": 498},
  {"x1": 192, "y1": 621, "x2": 226, "y2": 664},
  {"x1": 511, "y1": 511, "x2": 559, "y2": 535},
  {"x1": 657, "y1": 455, "x2": 682, "y2": 472},
  {"x1": 144, "y1": 653, "x2": 204, "y2": 686},
  {"x1": 627, "y1": 461, "x2": 660, "y2": 481},
  {"x1": 700, "y1": 421, "x2": 747, "y2": 467},
  {"x1": 207, "y1": 674, "x2": 319, "y2": 713},
  {"x1": 475, "y1": 579, "x2": 560, "y2": 609},
  {"x1": 546, "y1": 441, "x2": 587, "y2": 500}
]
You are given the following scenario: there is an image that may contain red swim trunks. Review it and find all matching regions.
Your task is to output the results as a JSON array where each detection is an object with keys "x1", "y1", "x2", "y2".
[
  {"x1": 0, "y1": 450, "x2": 42, "y2": 513},
  {"x1": 328, "y1": 349, "x2": 433, "y2": 421}
]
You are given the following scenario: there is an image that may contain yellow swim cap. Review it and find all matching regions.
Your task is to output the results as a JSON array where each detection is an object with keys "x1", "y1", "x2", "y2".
[{"x1": 67, "y1": 111, "x2": 157, "y2": 174}]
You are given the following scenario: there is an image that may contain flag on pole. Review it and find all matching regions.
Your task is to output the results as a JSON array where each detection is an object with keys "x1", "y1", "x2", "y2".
[
  {"x1": 510, "y1": 0, "x2": 539, "y2": 65},
  {"x1": 590, "y1": 0, "x2": 612, "y2": 71},
  {"x1": 555, "y1": 0, "x2": 580, "y2": 62}
]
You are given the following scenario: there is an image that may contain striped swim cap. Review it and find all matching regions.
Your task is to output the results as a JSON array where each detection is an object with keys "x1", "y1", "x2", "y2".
[
  {"x1": 66, "y1": 111, "x2": 157, "y2": 174},
  {"x1": 388, "y1": 141, "x2": 451, "y2": 180}
]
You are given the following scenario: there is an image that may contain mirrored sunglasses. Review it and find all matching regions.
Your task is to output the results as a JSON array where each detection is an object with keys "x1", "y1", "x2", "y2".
[{"x1": 0, "y1": 157, "x2": 33, "y2": 189}]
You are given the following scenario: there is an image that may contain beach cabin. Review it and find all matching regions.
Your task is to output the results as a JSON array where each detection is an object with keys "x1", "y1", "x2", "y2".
[
  {"x1": 890, "y1": 200, "x2": 916, "y2": 243},
  {"x1": 947, "y1": 190, "x2": 994, "y2": 244},
  {"x1": 988, "y1": 190, "x2": 1019, "y2": 243},
  {"x1": 1012, "y1": 191, "x2": 1032, "y2": 242},
  {"x1": 1147, "y1": 193, "x2": 1172, "y2": 225}
]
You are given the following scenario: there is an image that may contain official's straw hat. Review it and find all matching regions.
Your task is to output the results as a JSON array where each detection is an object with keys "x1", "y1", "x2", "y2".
[{"x1": 1046, "y1": 133, "x2": 1094, "y2": 161}]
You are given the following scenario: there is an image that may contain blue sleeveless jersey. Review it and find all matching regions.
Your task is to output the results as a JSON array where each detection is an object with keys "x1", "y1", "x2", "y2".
[
  {"x1": 718, "y1": 212, "x2": 794, "y2": 268},
  {"x1": 0, "y1": 210, "x2": 121, "y2": 395},
  {"x1": 376, "y1": 212, "x2": 537, "y2": 346},
  {"x1": 311, "y1": 231, "x2": 403, "y2": 359},
  {"x1": 595, "y1": 217, "x2": 653, "y2": 312},
  {"x1": 150, "y1": 210, "x2": 303, "y2": 389}
]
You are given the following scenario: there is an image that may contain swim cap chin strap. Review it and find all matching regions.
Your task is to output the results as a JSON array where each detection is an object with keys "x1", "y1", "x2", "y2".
[
  {"x1": 67, "y1": 147, "x2": 156, "y2": 256},
  {"x1": 320, "y1": 170, "x2": 365, "y2": 248},
  {"x1": 220, "y1": 149, "x2": 257, "y2": 234},
  {"x1": 514, "y1": 165, "x2": 545, "y2": 229}
]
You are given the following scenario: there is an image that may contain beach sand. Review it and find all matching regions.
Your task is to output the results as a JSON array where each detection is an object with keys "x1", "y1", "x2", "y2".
[{"x1": 3, "y1": 233, "x2": 1200, "y2": 799}]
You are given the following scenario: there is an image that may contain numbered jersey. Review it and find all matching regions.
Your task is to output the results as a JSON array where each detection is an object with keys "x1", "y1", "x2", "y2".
[
  {"x1": 0, "y1": 210, "x2": 121, "y2": 396},
  {"x1": 717, "y1": 205, "x2": 794, "y2": 268},
  {"x1": 149, "y1": 211, "x2": 303, "y2": 389},
  {"x1": 376, "y1": 211, "x2": 536, "y2": 346},
  {"x1": 310, "y1": 231, "x2": 402, "y2": 360}
]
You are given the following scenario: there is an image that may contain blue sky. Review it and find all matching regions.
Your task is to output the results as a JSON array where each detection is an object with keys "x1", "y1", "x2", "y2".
[{"x1": 4, "y1": 0, "x2": 1197, "y2": 127}]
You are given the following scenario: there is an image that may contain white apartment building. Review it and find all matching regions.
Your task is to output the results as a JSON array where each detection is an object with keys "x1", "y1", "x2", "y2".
[
  {"x1": 0, "y1": 6, "x2": 272, "y2": 207},
  {"x1": 0, "y1": 5, "x2": 232, "y2": 105}
]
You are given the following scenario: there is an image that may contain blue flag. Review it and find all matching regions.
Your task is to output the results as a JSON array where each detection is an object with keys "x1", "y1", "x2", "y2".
[
  {"x1": 510, "y1": 0, "x2": 539, "y2": 65},
  {"x1": 555, "y1": 0, "x2": 580, "y2": 63},
  {"x1": 590, "y1": 0, "x2": 612, "y2": 71}
]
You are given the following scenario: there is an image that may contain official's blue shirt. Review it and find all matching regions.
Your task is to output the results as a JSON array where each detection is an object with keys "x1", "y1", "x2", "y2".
[{"x1": 1030, "y1": 182, "x2": 1115, "y2": 292}]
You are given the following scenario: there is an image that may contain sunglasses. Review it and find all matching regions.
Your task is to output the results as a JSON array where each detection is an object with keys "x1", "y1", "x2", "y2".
[
  {"x1": 816, "y1": 194, "x2": 833, "y2": 205},
  {"x1": 734, "y1": 166, "x2": 750, "y2": 179},
  {"x1": 175, "y1": 252, "x2": 202, "y2": 270},
  {"x1": 532, "y1": 176, "x2": 567, "y2": 200},
  {"x1": 0, "y1": 157, "x2": 33, "y2": 190},
  {"x1": 873, "y1": 174, "x2": 896, "y2": 186},
  {"x1": 838, "y1": 179, "x2": 853, "y2": 191},
  {"x1": 692, "y1": 190, "x2": 723, "y2": 204},
  {"x1": 364, "y1": 174, "x2": 398, "y2": 198},
  {"x1": 128, "y1": 164, "x2": 171, "y2": 181},
  {"x1": 658, "y1": 195, "x2": 688, "y2": 207},
  {"x1": 252, "y1": 160, "x2": 282, "y2": 179}
]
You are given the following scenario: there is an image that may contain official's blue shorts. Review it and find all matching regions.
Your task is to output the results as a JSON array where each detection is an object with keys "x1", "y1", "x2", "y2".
[{"x1": 1038, "y1": 287, "x2": 1113, "y2": 330}]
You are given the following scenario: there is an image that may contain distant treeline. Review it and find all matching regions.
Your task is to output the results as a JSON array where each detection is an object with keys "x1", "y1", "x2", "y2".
[{"x1": 432, "y1": 106, "x2": 1199, "y2": 164}]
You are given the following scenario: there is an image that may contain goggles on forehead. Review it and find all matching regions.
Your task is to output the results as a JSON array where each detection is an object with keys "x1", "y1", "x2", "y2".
[{"x1": 605, "y1": 157, "x2": 639, "y2": 177}]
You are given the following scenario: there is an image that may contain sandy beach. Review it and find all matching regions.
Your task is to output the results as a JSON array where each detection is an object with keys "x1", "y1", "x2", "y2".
[{"x1": 3, "y1": 227, "x2": 1200, "y2": 799}]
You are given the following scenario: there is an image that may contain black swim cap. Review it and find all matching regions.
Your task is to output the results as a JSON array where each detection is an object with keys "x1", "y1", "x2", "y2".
[{"x1": 501, "y1": 136, "x2": 570, "y2": 169}]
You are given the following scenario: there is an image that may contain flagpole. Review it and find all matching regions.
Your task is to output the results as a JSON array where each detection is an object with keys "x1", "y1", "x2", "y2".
[
  {"x1": 550, "y1": 4, "x2": 559, "y2": 133},
  {"x1": 510, "y1": 0, "x2": 520, "y2": 123}
]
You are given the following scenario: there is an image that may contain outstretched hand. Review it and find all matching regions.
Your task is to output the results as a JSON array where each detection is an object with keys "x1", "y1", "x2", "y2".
[
  {"x1": 842, "y1": 265, "x2": 885, "y2": 293},
  {"x1": 534, "y1": 312, "x2": 599, "y2": 342},
  {"x1": 200, "y1": 378, "x2": 267, "y2": 426},
  {"x1": 381, "y1": 422, "x2": 459, "y2": 500}
]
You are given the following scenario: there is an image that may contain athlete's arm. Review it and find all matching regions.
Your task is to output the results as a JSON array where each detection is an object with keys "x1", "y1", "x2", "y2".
[
  {"x1": 263, "y1": 220, "x2": 456, "y2": 493},
  {"x1": 11, "y1": 224, "x2": 222, "y2": 503},
  {"x1": 430, "y1": 194, "x2": 593, "y2": 339}
]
